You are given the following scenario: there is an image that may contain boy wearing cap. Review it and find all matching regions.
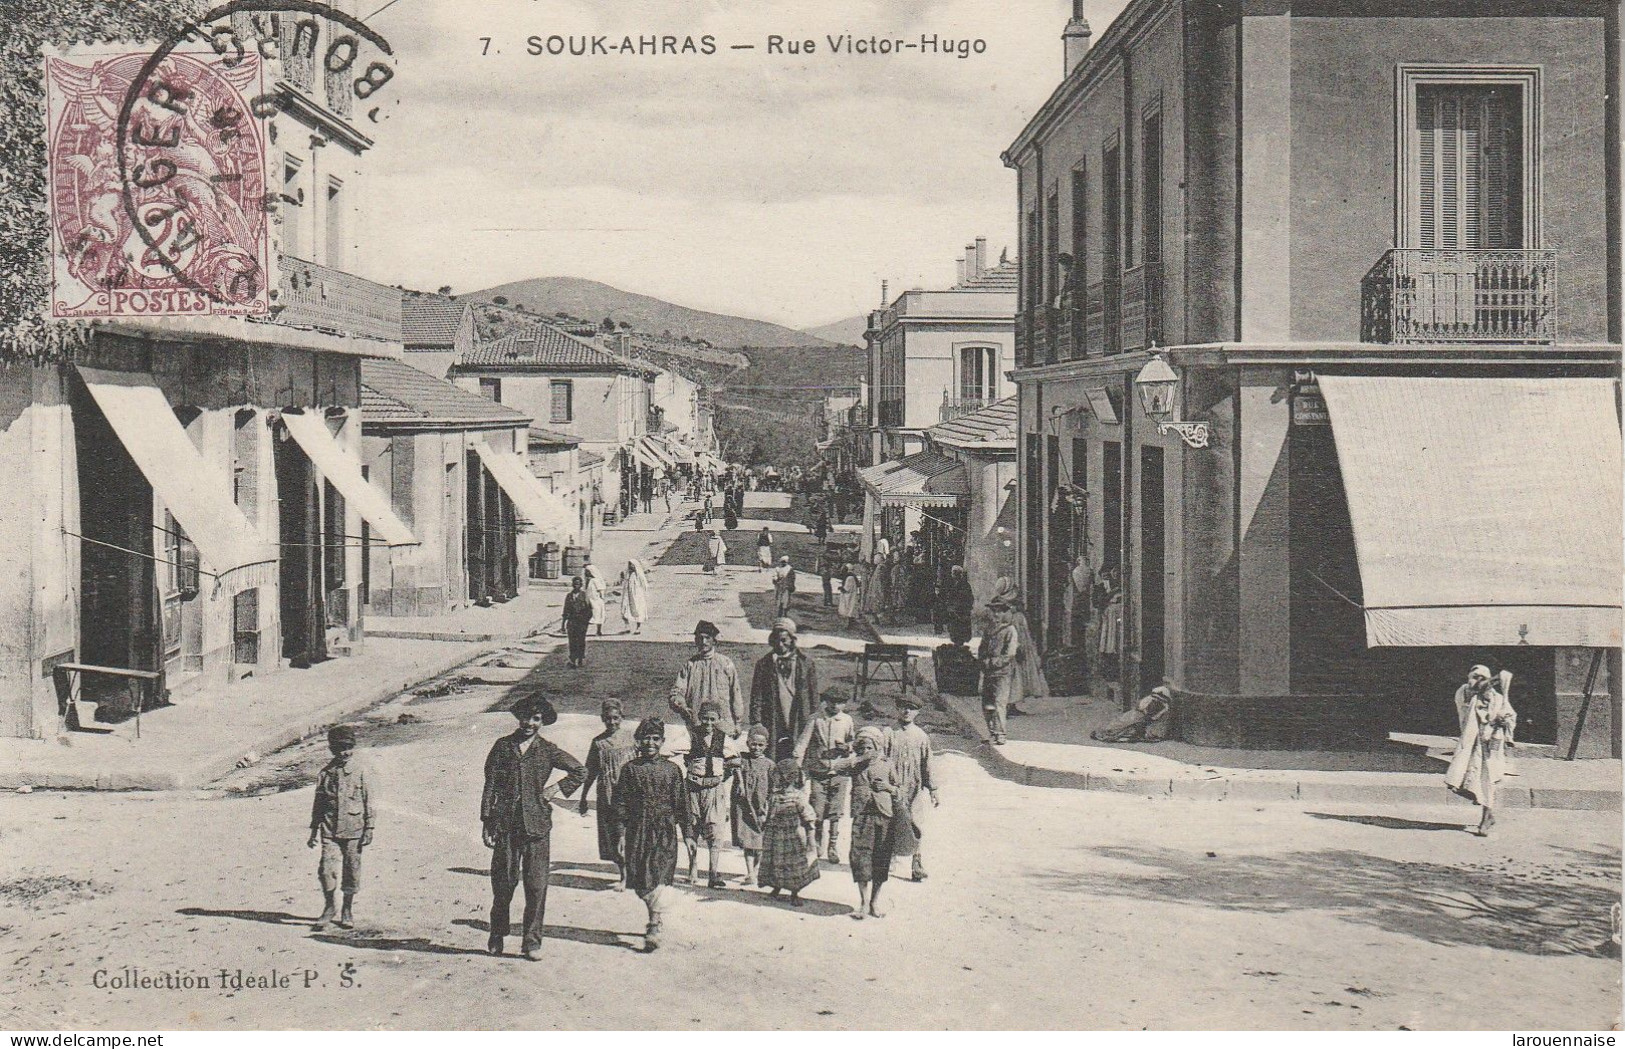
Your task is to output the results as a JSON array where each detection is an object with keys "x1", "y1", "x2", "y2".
[
  {"x1": 481, "y1": 694, "x2": 585, "y2": 960},
  {"x1": 794, "y1": 690, "x2": 855, "y2": 865},
  {"x1": 308, "y1": 725, "x2": 373, "y2": 931},
  {"x1": 887, "y1": 697, "x2": 939, "y2": 882}
]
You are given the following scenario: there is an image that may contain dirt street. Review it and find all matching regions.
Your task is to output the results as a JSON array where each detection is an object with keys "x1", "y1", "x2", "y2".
[{"x1": 1, "y1": 511, "x2": 1618, "y2": 1031}]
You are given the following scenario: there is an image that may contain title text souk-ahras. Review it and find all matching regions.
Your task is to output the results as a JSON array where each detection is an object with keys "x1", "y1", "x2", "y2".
[{"x1": 520, "y1": 34, "x2": 987, "y2": 58}]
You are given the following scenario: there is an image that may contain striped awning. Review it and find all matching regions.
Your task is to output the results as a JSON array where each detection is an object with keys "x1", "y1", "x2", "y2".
[
  {"x1": 858, "y1": 451, "x2": 969, "y2": 508},
  {"x1": 630, "y1": 434, "x2": 676, "y2": 472}
]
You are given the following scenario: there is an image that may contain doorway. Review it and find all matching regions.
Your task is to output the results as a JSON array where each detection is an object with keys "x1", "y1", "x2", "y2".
[
  {"x1": 276, "y1": 425, "x2": 326, "y2": 667},
  {"x1": 1139, "y1": 445, "x2": 1166, "y2": 693}
]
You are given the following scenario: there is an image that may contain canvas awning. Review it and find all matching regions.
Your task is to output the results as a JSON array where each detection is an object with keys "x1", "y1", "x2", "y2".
[
  {"x1": 630, "y1": 434, "x2": 675, "y2": 472},
  {"x1": 77, "y1": 367, "x2": 277, "y2": 589},
  {"x1": 654, "y1": 434, "x2": 695, "y2": 464},
  {"x1": 696, "y1": 451, "x2": 726, "y2": 473},
  {"x1": 858, "y1": 450, "x2": 969, "y2": 508},
  {"x1": 473, "y1": 442, "x2": 578, "y2": 539},
  {"x1": 280, "y1": 410, "x2": 417, "y2": 547},
  {"x1": 1318, "y1": 375, "x2": 1622, "y2": 648}
]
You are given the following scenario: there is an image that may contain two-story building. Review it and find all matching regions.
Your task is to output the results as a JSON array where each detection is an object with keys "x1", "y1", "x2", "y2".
[
  {"x1": 1005, "y1": 0, "x2": 1621, "y2": 751},
  {"x1": 862, "y1": 240, "x2": 1017, "y2": 557}
]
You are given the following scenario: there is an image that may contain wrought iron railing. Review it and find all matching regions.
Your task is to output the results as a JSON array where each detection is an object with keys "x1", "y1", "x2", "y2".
[
  {"x1": 275, "y1": 255, "x2": 402, "y2": 342},
  {"x1": 1361, "y1": 248, "x2": 1556, "y2": 344},
  {"x1": 1033, "y1": 305, "x2": 1052, "y2": 364},
  {"x1": 939, "y1": 394, "x2": 991, "y2": 422}
]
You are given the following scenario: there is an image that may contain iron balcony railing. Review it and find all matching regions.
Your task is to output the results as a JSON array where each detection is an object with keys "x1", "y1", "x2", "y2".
[
  {"x1": 939, "y1": 394, "x2": 992, "y2": 422},
  {"x1": 1361, "y1": 248, "x2": 1556, "y2": 344},
  {"x1": 275, "y1": 255, "x2": 402, "y2": 342}
]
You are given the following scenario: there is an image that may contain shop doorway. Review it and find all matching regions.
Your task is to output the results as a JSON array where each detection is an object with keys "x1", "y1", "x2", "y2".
[
  {"x1": 1139, "y1": 445, "x2": 1166, "y2": 692},
  {"x1": 276, "y1": 425, "x2": 326, "y2": 667}
]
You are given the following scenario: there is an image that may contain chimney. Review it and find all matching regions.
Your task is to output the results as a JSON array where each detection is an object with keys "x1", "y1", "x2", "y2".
[
  {"x1": 975, "y1": 236, "x2": 988, "y2": 277},
  {"x1": 956, "y1": 257, "x2": 966, "y2": 284},
  {"x1": 965, "y1": 243, "x2": 977, "y2": 279},
  {"x1": 880, "y1": 280, "x2": 889, "y2": 305},
  {"x1": 1063, "y1": 0, "x2": 1092, "y2": 76}
]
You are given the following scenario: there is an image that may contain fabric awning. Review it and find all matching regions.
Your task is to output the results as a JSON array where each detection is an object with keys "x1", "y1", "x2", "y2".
[
  {"x1": 696, "y1": 452, "x2": 725, "y2": 473},
  {"x1": 1318, "y1": 375, "x2": 1622, "y2": 648},
  {"x1": 77, "y1": 367, "x2": 277, "y2": 589},
  {"x1": 654, "y1": 434, "x2": 695, "y2": 464},
  {"x1": 858, "y1": 450, "x2": 969, "y2": 508},
  {"x1": 280, "y1": 411, "x2": 417, "y2": 547},
  {"x1": 630, "y1": 434, "x2": 674, "y2": 472},
  {"x1": 473, "y1": 442, "x2": 578, "y2": 539}
]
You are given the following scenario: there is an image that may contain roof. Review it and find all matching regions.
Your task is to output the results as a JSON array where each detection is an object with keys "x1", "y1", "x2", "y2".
[
  {"x1": 927, "y1": 396, "x2": 1018, "y2": 451},
  {"x1": 858, "y1": 450, "x2": 969, "y2": 507},
  {"x1": 401, "y1": 298, "x2": 469, "y2": 345},
  {"x1": 578, "y1": 449, "x2": 607, "y2": 469},
  {"x1": 527, "y1": 426, "x2": 582, "y2": 447},
  {"x1": 361, "y1": 359, "x2": 530, "y2": 430},
  {"x1": 457, "y1": 324, "x2": 648, "y2": 374},
  {"x1": 953, "y1": 260, "x2": 1020, "y2": 292}
]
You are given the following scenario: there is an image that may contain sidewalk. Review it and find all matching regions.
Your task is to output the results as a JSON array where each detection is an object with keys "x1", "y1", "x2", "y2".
[
  {"x1": 935, "y1": 688, "x2": 1621, "y2": 811},
  {"x1": 0, "y1": 638, "x2": 479, "y2": 791}
]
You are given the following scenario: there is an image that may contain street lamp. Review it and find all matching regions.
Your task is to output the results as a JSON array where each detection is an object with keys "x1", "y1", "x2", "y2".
[{"x1": 1133, "y1": 351, "x2": 1209, "y2": 449}]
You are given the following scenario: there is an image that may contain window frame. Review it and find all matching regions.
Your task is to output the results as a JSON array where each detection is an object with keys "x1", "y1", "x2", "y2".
[
  {"x1": 550, "y1": 379, "x2": 574, "y2": 424},
  {"x1": 1395, "y1": 64, "x2": 1542, "y2": 250}
]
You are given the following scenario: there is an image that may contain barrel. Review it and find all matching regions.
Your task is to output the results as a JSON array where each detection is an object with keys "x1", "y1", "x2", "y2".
[
  {"x1": 540, "y1": 542, "x2": 562, "y2": 580},
  {"x1": 562, "y1": 544, "x2": 589, "y2": 578}
]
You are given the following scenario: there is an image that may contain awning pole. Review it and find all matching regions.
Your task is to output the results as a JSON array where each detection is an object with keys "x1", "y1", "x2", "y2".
[{"x1": 1564, "y1": 649, "x2": 1605, "y2": 761}]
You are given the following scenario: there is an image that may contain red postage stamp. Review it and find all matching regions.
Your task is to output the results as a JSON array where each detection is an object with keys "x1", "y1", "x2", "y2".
[{"x1": 45, "y1": 45, "x2": 271, "y2": 319}]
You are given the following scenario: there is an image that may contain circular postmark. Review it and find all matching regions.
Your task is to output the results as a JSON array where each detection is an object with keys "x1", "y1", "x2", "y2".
[{"x1": 112, "y1": 0, "x2": 395, "y2": 310}]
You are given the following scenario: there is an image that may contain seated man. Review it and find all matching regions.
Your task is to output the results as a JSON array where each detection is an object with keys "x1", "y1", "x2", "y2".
[{"x1": 1091, "y1": 685, "x2": 1173, "y2": 743}]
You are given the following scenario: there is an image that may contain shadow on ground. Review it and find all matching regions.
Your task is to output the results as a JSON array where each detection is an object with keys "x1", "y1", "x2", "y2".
[{"x1": 1034, "y1": 844, "x2": 1622, "y2": 957}]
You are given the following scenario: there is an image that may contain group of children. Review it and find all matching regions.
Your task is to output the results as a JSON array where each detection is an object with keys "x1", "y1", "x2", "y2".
[{"x1": 305, "y1": 687, "x2": 937, "y2": 954}]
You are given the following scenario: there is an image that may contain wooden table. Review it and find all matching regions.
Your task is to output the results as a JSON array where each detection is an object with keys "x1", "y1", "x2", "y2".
[{"x1": 52, "y1": 663, "x2": 162, "y2": 738}]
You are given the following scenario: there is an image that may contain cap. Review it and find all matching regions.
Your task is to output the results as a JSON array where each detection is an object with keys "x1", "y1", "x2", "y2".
[
  {"x1": 693, "y1": 620, "x2": 721, "y2": 638},
  {"x1": 771, "y1": 616, "x2": 797, "y2": 637},
  {"x1": 510, "y1": 693, "x2": 558, "y2": 726},
  {"x1": 327, "y1": 725, "x2": 356, "y2": 748},
  {"x1": 697, "y1": 699, "x2": 722, "y2": 718},
  {"x1": 779, "y1": 555, "x2": 791, "y2": 564},
  {"x1": 855, "y1": 725, "x2": 886, "y2": 748},
  {"x1": 634, "y1": 716, "x2": 666, "y2": 740},
  {"x1": 601, "y1": 698, "x2": 624, "y2": 716},
  {"x1": 897, "y1": 695, "x2": 923, "y2": 710}
]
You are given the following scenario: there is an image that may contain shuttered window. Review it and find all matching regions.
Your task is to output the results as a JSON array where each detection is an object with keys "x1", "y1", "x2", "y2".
[
  {"x1": 550, "y1": 380, "x2": 573, "y2": 423},
  {"x1": 1415, "y1": 85, "x2": 1522, "y2": 250}
]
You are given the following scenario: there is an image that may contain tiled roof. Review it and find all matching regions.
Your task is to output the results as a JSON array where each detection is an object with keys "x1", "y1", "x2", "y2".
[
  {"x1": 401, "y1": 298, "x2": 469, "y2": 344},
  {"x1": 927, "y1": 396, "x2": 1018, "y2": 450},
  {"x1": 578, "y1": 449, "x2": 607, "y2": 469},
  {"x1": 458, "y1": 324, "x2": 639, "y2": 372},
  {"x1": 953, "y1": 259, "x2": 1020, "y2": 291},
  {"x1": 527, "y1": 426, "x2": 582, "y2": 447},
  {"x1": 858, "y1": 450, "x2": 969, "y2": 507},
  {"x1": 361, "y1": 359, "x2": 530, "y2": 429}
]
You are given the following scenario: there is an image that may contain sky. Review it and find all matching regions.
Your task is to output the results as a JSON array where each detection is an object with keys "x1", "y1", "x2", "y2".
[{"x1": 358, "y1": 0, "x2": 1130, "y2": 330}]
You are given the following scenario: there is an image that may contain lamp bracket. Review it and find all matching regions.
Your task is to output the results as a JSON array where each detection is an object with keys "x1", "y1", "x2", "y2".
[{"x1": 1157, "y1": 420, "x2": 1211, "y2": 449}]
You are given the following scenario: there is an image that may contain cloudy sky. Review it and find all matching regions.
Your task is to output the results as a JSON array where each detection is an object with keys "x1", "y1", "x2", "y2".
[{"x1": 359, "y1": 0, "x2": 1128, "y2": 329}]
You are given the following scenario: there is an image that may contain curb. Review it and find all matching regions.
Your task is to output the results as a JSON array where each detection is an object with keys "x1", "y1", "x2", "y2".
[{"x1": 937, "y1": 691, "x2": 1621, "y2": 811}]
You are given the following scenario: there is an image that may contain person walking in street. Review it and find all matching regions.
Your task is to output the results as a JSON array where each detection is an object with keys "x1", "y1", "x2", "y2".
[
  {"x1": 731, "y1": 726, "x2": 774, "y2": 886},
  {"x1": 819, "y1": 545, "x2": 836, "y2": 607},
  {"x1": 758, "y1": 758, "x2": 819, "y2": 905},
  {"x1": 772, "y1": 555, "x2": 797, "y2": 618},
  {"x1": 480, "y1": 694, "x2": 586, "y2": 960},
  {"x1": 618, "y1": 558, "x2": 650, "y2": 634},
  {"x1": 813, "y1": 510, "x2": 829, "y2": 546},
  {"x1": 307, "y1": 725, "x2": 373, "y2": 932},
  {"x1": 887, "y1": 549, "x2": 907, "y2": 621},
  {"x1": 838, "y1": 562, "x2": 863, "y2": 630},
  {"x1": 795, "y1": 690, "x2": 855, "y2": 865},
  {"x1": 669, "y1": 620, "x2": 746, "y2": 738},
  {"x1": 561, "y1": 577, "x2": 593, "y2": 669},
  {"x1": 747, "y1": 617, "x2": 821, "y2": 762},
  {"x1": 864, "y1": 546, "x2": 891, "y2": 623},
  {"x1": 707, "y1": 529, "x2": 728, "y2": 573},
  {"x1": 757, "y1": 526, "x2": 774, "y2": 571},
  {"x1": 824, "y1": 726, "x2": 900, "y2": 920},
  {"x1": 886, "y1": 697, "x2": 938, "y2": 882},
  {"x1": 616, "y1": 717, "x2": 687, "y2": 952},
  {"x1": 1446, "y1": 665, "x2": 1517, "y2": 837},
  {"x1": 583, "y1": 562, "x2": 607, "y2": 636},
  {"x1": 978, "y1": 597, "x2": 1020, "y2": 745},
  {"x1": 580, "y1": 699, "x2": 637, "y2": 891}
]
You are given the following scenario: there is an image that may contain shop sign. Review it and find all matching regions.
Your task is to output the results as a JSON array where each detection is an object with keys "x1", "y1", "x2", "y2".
[{"x1": 1292, "y1": 383, "x2": 1329, "y2": 426}]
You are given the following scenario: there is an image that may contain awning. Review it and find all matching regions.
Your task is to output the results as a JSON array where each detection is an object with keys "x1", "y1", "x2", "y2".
[
  {"x1": 280, "y1": 411, "x2": 417, "y2": 547},
  {"x1": 77, "y1": 368, "x2": 276, "y2": 588},
  {"x1": 1318, "y1": 375, "x2": 1622, "y2": 648},
  {"x1": 473, "y1": 442, "x2": 578, "y2": 539},
  {"x1": 696, "y1": 451, "x2": 726, "y2": 473},
  {"x1": 654, "y1": 434, "x2": 695, "y2": 465},
  {"x1": 630, "y1": 434, "x2": 675, "y2": 472},
  {"x1": 858, "y1": 450, "x2": 969, "y2": 508}
]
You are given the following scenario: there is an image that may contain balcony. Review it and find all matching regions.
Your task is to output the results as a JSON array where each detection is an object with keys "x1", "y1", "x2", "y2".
[
  {"x1": 275, "y1": 255, "x2": 402, "y2": 342},
  {"x1": 1362, "y1": 249, "x2": 1556, "y2": 344},
  {"x1": 877, "y1": 400, "x2": 904, "y2": 428},
  {"x1": 1014, "y1": 313, "x2": 1029, "y2": 365},
  {"x1": 939, "y1": 394, "x2": 992, "y2": 422}
]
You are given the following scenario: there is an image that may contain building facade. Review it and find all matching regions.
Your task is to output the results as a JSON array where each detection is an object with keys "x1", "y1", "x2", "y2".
[{"x1": 1006, "y1": 0, "x2": 1621, "y2": 750}]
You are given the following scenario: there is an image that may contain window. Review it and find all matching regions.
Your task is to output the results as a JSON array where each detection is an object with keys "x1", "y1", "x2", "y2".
[
  {"x1": 1141, "y1": 109, "x2": 1164, "y2": 345},
  {"x1": 325, "y1": 178, "x2": 344, "y2": 268},
  {"x1": 323, "y1": 480, "x2": 346, "y2": 592},
  {"x1": 1025, "y1": 208, "x2": 1040, "y2": 313},
  {"x1": 233, "y1": 588, "x2": 260, "y2": 666},
  {"x1": 233, "y1": 408, "x2": 258, "y2": 526},
  {"x1": 1123, "y1": 126, "x2": 1136, "y2": 267},
  {"x1": 479, "y1": 377, "x2": 502, "y2": 403},
  {"x1": 958, "y1": 346, "x2": 997, "y2": 404},
  {"x1": 1070, "y1": 163, "x2": 1088, "y2": 357},
  {"x1": 550, "y1": 380, "x2": 573, "y2": 423},
  {"x1": 1045, "y1": 189, "x2": 1061, "y2": 306},
  {"x1": 1102, "y1": 140, "x2": 1123, "y2": 354},
  {"x1": 282, "y1": 155, "x2": 304, "y2": 259}
]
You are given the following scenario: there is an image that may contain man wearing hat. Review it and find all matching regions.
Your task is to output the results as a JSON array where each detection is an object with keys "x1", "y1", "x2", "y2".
[
  {"x1": 669, "y1": 620, "x2": 746, "y2": 737},
  {"x1": 978, "y1": 597, "x2": 1021, "y2": 745},
  {"x1": 481, "y1": 693, "x2": 585, "y2": 960},
  {"x1": 748, "y1": 617, "x2": 820, "y2": 762},
  {"x1": 307, "y1": 725, "x2": 373, "y2": 931}
]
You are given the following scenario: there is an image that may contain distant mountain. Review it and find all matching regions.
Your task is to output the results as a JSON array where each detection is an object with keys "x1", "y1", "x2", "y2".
[
  {"x1": 465, "y1": 276, "x2": 841, "y2": 351},
  {"x1": 801, "y1": 314, "x2": 868, "y2": 347}
]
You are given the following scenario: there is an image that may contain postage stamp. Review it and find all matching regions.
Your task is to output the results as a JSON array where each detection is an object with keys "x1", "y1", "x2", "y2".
[{"x1": 45, "y1": 44, "x2": 271, "y2": 319}]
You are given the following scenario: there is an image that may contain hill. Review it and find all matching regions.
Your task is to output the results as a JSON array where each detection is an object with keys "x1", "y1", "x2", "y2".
[
  {"x1": 800, "y1": 314, "x2": 868, "y2": 347},
  {"x1": 466, "y1": 277, "x2": 842, "y2": 351}
]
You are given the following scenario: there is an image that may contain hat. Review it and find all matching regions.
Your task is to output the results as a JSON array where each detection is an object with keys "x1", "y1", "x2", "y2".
[
  {"x1": 1150, "y1": 685, "x2": 1173, "y2": 700},
  {"x1": 693, "y1": 620, "x2": 721, "y2": 638},
  {"x1": 897, "y1": 695, "x2": 923, "y2": 710},
  {"x1": 779, "y1": 555, "x2": 790, "y2": 564},
  {"x1": 601, "y1": 698, "x2": 624, "y2": 716},
  {"x1": 634, "y1": 716, "x2": 666, "y2": 740},
  {"x1": 771, "y1": 616, "x2": 797, "y2": 637},
  {"x1": 697, "y1": 699, "x2": 722, "y2": 718},
  {"x1": 327, "y1": 725, "x2": 356, "y2": 748},
  {"x1": 1469, "y1": 664, "x2": 1492, "y2": 680},
  {"x1": 855, "y1": 725, "x2": 886, "y2": 748},
  {"x1": 509, "y1": 693, "x2": 558, "y2": 725},
  {"x1": 747, "y1": 724, "x2": 770, "y2": 744}
]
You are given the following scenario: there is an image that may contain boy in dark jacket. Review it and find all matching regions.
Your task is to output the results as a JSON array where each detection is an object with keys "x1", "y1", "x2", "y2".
[{"x1": 308, "y1": 725, "x2": 373, "y2": 932}]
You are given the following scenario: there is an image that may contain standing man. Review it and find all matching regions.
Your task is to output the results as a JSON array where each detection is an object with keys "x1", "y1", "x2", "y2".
[
  {"x1": 1446, "y1": 665, "x2": 1517, "y2": 837},
  {"x1": 772, "y1": 555, "x2": 797, "y2": 618},
  {"x1": 978, "y1": 597, "x2": 1020, "y2": 746},
  {"x1": 481, "y1": 694, "x2": 585, "y2": 960},
  {"x1": 561, "y1": 576, "x2": 593, "y2": 668},
  {"x1": 669, "y1": 620, "x2": 746, "y2": 738},
  {"x1": 748, "y1": 617, "x2": 821, "y2": 761}
]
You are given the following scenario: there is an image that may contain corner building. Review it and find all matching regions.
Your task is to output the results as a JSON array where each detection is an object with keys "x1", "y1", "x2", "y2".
[{"x1": 1006, "y1": 0, "x2": 1622, "y2": 750}]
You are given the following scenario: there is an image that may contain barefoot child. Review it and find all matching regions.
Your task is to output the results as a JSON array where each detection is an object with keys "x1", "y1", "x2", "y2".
[
  {"x1": 731, "y1": 725, "x2": 774, "y2": 886},
  {"x1": 307, "y1": 725, "x2": 373, "y2": 931},
  {"x1": 794, "y1": 691, "x2": 854, "y2": 864},
  {"x1": 616, "y1": 718, "x2": 687, "y2": 951},
  {"x1": 886, "y1": 696, "x2": 939, "y2": 882},
  {"x1": 678, "y1": 701, "x2": 730, "y2": 888},
  {"x1": 758, "y1": 758, "x2": 819, "y2": 906},
  {"x1": 579, "y1": 699, "x2": 637, "y2": 890},
  {"x1": 826, "y1": 726, "x2": 901, "y2": 920}
]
